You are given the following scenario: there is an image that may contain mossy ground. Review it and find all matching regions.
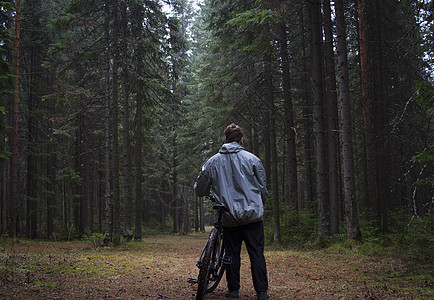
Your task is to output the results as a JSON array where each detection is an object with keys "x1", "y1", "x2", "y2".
[{"x1": 0, "y1": 232, "x2": 432, "y2": 299}]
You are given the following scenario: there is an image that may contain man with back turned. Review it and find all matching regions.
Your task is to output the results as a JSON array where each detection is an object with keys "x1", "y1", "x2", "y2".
[{"x1": 194, "y1": 123, "x2": 270, "y2": 300}]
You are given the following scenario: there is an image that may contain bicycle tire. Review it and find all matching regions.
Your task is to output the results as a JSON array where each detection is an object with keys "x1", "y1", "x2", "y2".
[
  {"x1": 205, "y1": 233, "x2": 225, "y2": 294},
  {"x1": 196, "y1": 228, "x2": 218, "y2": 300}
]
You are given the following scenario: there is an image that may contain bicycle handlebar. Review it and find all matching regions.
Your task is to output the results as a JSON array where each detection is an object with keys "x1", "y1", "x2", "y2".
[{"x1": 208, "y1": 194, "x2": 217, "y2": 202}]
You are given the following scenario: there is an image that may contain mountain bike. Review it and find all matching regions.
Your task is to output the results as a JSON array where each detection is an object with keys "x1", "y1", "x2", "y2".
[{"x1": 189, "y1": 194, "x2": 231, "y2": 300}]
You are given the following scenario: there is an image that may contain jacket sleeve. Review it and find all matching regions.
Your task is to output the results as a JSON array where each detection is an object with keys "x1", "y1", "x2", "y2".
[
  {"x1": 254, "y1": 160, "x2": 268, "y2": 202},
  {"x1": 194, "y1": 168, "x2": 211, "y2": 197}
]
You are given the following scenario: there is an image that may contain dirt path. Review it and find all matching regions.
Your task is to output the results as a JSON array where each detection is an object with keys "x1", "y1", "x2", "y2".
[{"x1": 0, "y1": 232, "x2": 431, "y2": 299}]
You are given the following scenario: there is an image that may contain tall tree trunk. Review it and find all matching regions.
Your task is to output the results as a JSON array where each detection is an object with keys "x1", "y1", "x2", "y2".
[
  {"x1": 111, "y1": 0, "x2": 121, "y2": 243},
  {"x1": 249, "y1": 58, "x2": 260, "y2": 157},
  {"x1": 159, "y1": 173, "x2": 167, "y2": 232},
  {"x1": 252, "y1": 122, "x2": 259, "y2": 157},
  {"x1": 182, "y1": 183, "x2": 189, "y2": 233},
  {"x1": 133, "y1": 1, "x2": 143, "y2": 241},
  {"x1": 172, "y1": 132, "x2": 179, "y2": 233},
  {"x1": 1, "y1": 165, "x2": 7, "y2": 235},
  {"x1": 121, "y1": 1, "x2": 132, "y2": 234},
  {"x1": 89, "y1": 161, "x2": 95, "y2": 233},
  {"x1": 370, "y1": 1, "x2": 388, "y2": 232},
  {"x1": 160, "y1": 194, "x2": 166, "y2": 232},
  {"x1": 358, "y1": 0, "x2": 378, "y2": 221},
  {"x1": 323, "y1": 0, "x2": 340, "y2": 235},
  {"x1": 194, "y1": 196, "x2": 199, "y2": 232},
  {"x1": 309, "y1": 0, "x2": 329, "y2": 236},
  {"x1": 279, "y1": 22, "x2": 298, "y2": 210},
  {"x1": 26, "y1": 52, "x2": 38, "y2": 239},
  {"x1": 299, "y1": 3, "x2": 314, "y2": 211},
  {"x1": 73, "y1": 123, "x2": 82, "y2": 233},
  {"x1": 80, "y1": 140, "x2": 88, "y2": 235},
  {"x1": 335, "y1": 0, "x2": 362, "y2": 241},
  {"x1": 10, "y1": 0, "x2": 21, "y2": 238},
  {"x1": 265, "y1": 54, "x2": 280, "y2": 244},
  {"x1": 46, "y1": 137, "x2": 54, "y2": 239},
  {"x1": 263, "y1": 110, "x2": 271, "y2": 191},
  {"x1": 199, "y1": 196, "x2": 205, "y2": 231},
  {"x1": 104, "y1": 0, "x2": 112, "y2": 241}
]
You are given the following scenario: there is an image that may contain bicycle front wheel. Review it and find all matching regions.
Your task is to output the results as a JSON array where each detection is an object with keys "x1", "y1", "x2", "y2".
[
  {"x1": 205, "y1": 230, "x2": 225, "y2": 294},
  {"x1": 196, "y1": 228, "x2": 218, "y2": 300}
]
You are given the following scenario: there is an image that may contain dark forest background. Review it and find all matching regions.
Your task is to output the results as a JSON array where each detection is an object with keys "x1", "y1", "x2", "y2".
[{"x1": 0, "y1": 0, "x2": 432, "y2": 258}]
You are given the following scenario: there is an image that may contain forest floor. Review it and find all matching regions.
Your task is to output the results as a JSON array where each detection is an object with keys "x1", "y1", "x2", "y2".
[{"x1": 0, "y1": 230, "x2": 432, "y2": 299}]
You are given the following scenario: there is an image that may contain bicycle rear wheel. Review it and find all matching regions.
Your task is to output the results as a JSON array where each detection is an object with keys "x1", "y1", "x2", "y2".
[
  {"x1": 205, "y1": 231, "x2": 225, "y2": 294},
  {"x1": 196, "y1": 228, "x2": 218, "y2": 300}
]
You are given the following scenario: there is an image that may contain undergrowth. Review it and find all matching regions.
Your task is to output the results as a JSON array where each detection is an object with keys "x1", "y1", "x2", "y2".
[{"x1": 264, "y1": 207, "x2": 433, "y2": 264}]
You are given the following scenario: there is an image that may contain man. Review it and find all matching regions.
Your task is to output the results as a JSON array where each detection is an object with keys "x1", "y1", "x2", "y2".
[{"x1": 194, "y1": 124, "x2": 270, "y2": 300}]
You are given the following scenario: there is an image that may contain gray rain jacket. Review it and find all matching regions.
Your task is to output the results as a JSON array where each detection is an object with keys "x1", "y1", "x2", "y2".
[{"x1": 194, "y1": 142, "x2": 268, "y2": 227}]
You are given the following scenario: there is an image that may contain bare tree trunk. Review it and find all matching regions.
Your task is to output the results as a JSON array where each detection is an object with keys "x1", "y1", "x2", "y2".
[
  {"x1": 265, "y1": 54, "x2": 280, "y2": 244},
  {"x1": 26, "y1": 65, "x2": 38, "y2": 238},
  {"x1": 182, "y1": 183, "x2": 189, "y2": 233},
  {"x1": 172, "y1": 133, "x2": 179, "y2": 233},
  {"x1": 299, "y1": 3, "x2": 314, "y2": 211},
  {"x1": 253, "y1": 122, "x2": 259, "y2": 157},
  {"x1": 25, "y1": 32, "x2": 41, "y2": 238},
  {"x1": 160, "y1": 196, "x2": 167, "y2": 232},
  {"x1": 323, "y1": 0, "x2": 340, "y2": 235},
  {"x1": 111, "y1": 0, "x2": 121, "y2": 244},
  {"x1": 73, "y1": 123, "x2": 81, "y2": 233},
  {"x1": 310, "y1": 0, "x2": 329, "y2": 236},
  {"x1": 279, "y1": 22, "x2": 298, "y2": 210},
  {"x1": 335, "y1": 0, "x2": 362, "y2": 241},
  {"x1": 199, "y1": 196, "x2": 205, "y2": 231},
  {"x1": 194, "y1": 196, "x2": 199, "y2": 232},
  {"x1": 104, "y1": 0, "x2": 112, "y2": 241},
  {"x1": 263, "y1": 107, "x2": 271, "y2": 192},
  {"x1": 121, "y1": 1, "x2": 132, "y2": 234},
  {"x1": 370, "y1": 1, "x2": 388, "y2": 232},
  {"x1": 358, "y1": 0, "x2": 378, "y2": 220},
  {"x1": 133, "y1": 1, "x2": 143, "y2": 241},
  {"x1": 47, "y1": 139, "x2": 55, "y2": 239},
  {"x1": 1, "y1": 165, "x2": 9, "y2": 235},
  {"x1": 10, "y1": 0, "x2": 21, "y2": 238}
]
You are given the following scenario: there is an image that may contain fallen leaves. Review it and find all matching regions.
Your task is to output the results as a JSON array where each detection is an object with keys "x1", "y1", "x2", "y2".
[{"x1": 0, "y1": 233, "x2": 432, "y2": 299}]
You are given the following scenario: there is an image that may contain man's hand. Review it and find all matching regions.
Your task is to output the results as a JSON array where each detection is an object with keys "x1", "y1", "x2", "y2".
[{"x1": 194, "y1": 169, "x2": 211, "y2": 197}]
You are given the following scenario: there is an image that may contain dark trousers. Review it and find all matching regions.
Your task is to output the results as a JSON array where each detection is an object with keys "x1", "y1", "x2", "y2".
[{"x1": 223, "y1": 221, "x2": 268, "y2": 293}]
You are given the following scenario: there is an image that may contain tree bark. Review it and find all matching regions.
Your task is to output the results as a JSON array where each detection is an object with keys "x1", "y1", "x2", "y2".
[
  {"x1": 111, "y1": 0, "x2": 121, "y2": 244},
  {"x1": 47, "y1": 136, "x2": 55, "y2": 239},
  {"x1": 182, "y1": 183, "x2": 189, "y2": 233},
  {"x1": 335, "y1": 0, "x2": 362, "y2": 241},
  {"x1": 172, "y1": 130, "x2": 179, "y2": 233},
  {"x1": 279, "y1": 22, "x2": 298, "y2": 210},
  {"x1": 133, "y1": 1, "x2": 143, "y2": 241},
  {"x1": 309, "y1": 0, "x2": 329, "y2": 236},
  {"x1": 199, "y1": 196, "x2": 205, "y2": 231},
  {"x1": 264, "y1": 54, "x2": 280, "y2": 244},
  {"x1": 323, "y1": 0, "x2": 340, "y2": 235},
  {"x1": 10, "y1": 0, "x2": 21, "y2": 238},
  {"x1": 358, "y1": 0, "x2": 378, "y2": 219},
  {"x1": 370, "y1": 0, "x2": 388, "y2": 232},
  {"x1": 194, "y1": 196, "x2": 199, "y2": 232},
  {"x1": 299, "y1": 3, "x2": 314, "y2": 211},
  {"x1": 26, "y1": 49, "x2": 38, "y2": 239},
  {"x1": 121, "y1": 0, "x2": 132, "y2": 234},
  {"x1": 104, "y1": 0, "x2": 112, "y2": 241}
]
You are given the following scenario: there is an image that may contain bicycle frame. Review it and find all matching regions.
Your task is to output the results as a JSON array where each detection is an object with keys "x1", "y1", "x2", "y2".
[
  {"x1": 190, "y1": 195, "x2": 230, "y2": 299},
  {"x1": 197, "y1": 203, "x2": 226, "y2": 273}
]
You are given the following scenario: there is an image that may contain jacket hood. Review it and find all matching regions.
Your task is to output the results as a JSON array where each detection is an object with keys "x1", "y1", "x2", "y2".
[{"x1": 219, "y1": 142, "x2": 243, "y2": 154}]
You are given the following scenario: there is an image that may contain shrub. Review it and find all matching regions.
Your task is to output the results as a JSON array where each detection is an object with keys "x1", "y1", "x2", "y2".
[{"x1": 82, "y1": 232, "x2": 105, "y2": 248}]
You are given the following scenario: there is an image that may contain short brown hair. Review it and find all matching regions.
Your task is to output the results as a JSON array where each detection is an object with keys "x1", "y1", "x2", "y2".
[{"x1": 224, "y1": 123, "x2": 243, "y2": 143}]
